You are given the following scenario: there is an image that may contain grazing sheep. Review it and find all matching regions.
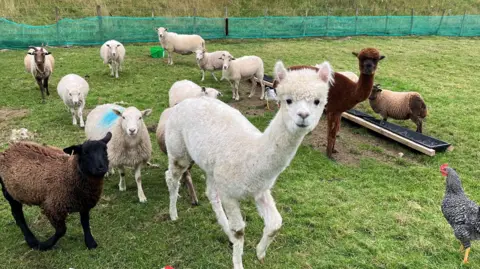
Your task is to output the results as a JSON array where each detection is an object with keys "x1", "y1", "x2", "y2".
[
  {"x1": 155, "y1": 27, "x2": 205, "y2": 65},
  {"x1": 338, "y1": 71, "x2": 359, "y2": 83},
  {"x1": 24, "y1": 47, "x2": 55, "y2": 103},
  {"x1": 220, "y1": 52, "x2": 265, "y2": 101},
  {"x1": 100, "y1": 40, "x2": 125, "y2": 78},
  {"x1": 195, "y1": 49, "x2": 229, "y2": 81},
  {"x1": 155, "y1": 107, "x2": 198, "y2": 205},
  {"x1": 0, "y1": 133, "x2": 112, "y2": 250},
  {"x1": 164, "y1": 60, "x2": 333, "y2": 269},
  {"x1": 57, "y1": 74, "x2": 89, "y2": 127},
  {"x1": 168, "y1": 80, "x2": 222, "y2": 107},
  {"x1": 85, "y1": 104, "x2": 152, "y2": 203},
  {"x1": 369, "y1": 84, "x2": 428, "y2": 133}
]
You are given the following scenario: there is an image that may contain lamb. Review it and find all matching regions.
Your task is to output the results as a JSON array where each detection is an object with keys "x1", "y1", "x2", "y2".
[
  {"x1": 368, "y1": 84, "x2": 428, "y2": 133},
  {"x1": 168, "y1": 80, "x2": 222, "y2": 107},
  {"x1": 0, "y1": 132, "x2": 112, "y2": 251},
  {"x1": 24, "y1": 46, "x2": 55, "y2": 103},
  {"x1": 220, "y1": 52, "x2": 265, "y2": 101},
  {"x1": 100, "y1": 40, "x2": 125, "y2": 78},
  {"x1": 85, "y1": 104, "x2": 152, "y2": 203},
  {"x1": 155, "y1": 27, "x2": 205, "y2": 65},
  {"x1": 195, "y1": 49, "x2": 229, "y2": 81},
  {"x1": 57, "y1": 74, "x2": 89, "y2": 127},
  {"x1": 164, "y1": 60, "x2": 333, "y2": 269},
  {"x1": 155, "y1": 107, "x2": 198, "y2": 205}
]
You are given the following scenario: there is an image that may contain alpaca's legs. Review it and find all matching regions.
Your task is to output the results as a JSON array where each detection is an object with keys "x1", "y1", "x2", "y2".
[
  {"x1": 234, "y1": 81, "x2": 240, "y2": 101},
  {"x1": 165, "y1": 158, "x2": 189, "y2": 220},
  {"x1": 206, "y1": 184, "x2": 235, "y2": 243},
  {"x1": 326, "y1": 113, "x2": 341, "y2": 158},
  {"x1": 118, "y1": 166, "x2": 126, "y2": 191},
  {"x1": 182, "y1": 170, "x2": 198, "y2": 205},
  {"x1": 78, "y1": 104, "x2": 85, "y2": 128},
  {"x1": 80, "y1": 210, "x2": 97, "y2": 249},
  {"x1": 255, "y1": 190, "x2": 282, "y2": 263},
  {"x1": 248, "y1": 78, "x2": 256, "y2": 99},
  {"x1": 2, "y1": 184, "x2": 39, "y2": 248},
  {"x1": 70, "y1": 107, "x2": 77, "y2": 126},
  {"x1": 211, "y1": 72, "x2": 218, "y2": 81},
  {"x1": 38, "y1": 209, "x2": 67, "y2": 251},
  {"x1": 223, "y1": 198, "x2": 245, "y2": 269},
  {"x1": 201, "y1": 69, "x2": 205, "y2": 81},
  {"x1": 134, "y1": 164, "x2": 147, "y2": 203}
]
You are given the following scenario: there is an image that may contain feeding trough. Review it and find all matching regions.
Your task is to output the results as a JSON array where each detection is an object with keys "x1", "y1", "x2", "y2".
[{"x1": 256, "y1": 74, "x2": 452, "y2": 156}]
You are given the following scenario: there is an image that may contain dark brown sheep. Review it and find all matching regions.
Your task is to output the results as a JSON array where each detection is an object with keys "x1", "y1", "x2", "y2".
[{"x1": 0, "y1": 133, "x2": 111, "y2": 251}]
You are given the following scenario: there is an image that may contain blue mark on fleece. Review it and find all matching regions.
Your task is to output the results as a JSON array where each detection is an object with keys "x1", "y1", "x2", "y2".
[{"x1": 98, "y1": 105, "x2": 125, "y2": 129}]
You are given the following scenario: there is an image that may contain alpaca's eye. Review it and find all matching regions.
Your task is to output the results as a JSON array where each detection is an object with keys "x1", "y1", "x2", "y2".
[
  {"x1": 314, "y1": 99, "x2": 320, "y2": 106},
  {"x1": 286, "y1": 99, "x2": 293, "y2": 105}
]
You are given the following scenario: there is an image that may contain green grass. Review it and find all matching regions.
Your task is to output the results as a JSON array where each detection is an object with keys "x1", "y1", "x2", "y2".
[{"x1": 1, "y1": 36, "x2": 480, "y2": 268}]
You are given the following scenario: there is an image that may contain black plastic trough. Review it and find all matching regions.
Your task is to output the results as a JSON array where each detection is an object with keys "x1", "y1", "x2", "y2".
[{"x1": 344, "y1": 109, "x2": 451, "y2": 152}]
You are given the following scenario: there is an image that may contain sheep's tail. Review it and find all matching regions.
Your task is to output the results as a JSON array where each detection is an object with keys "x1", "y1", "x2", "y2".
[{"x1": 411, "y1": 94, "x2": 428, "y2": 118}]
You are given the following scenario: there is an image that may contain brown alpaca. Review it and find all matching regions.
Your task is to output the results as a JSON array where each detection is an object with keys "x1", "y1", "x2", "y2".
[{"x1": 285, "y1": 48, "x2": 385, "y2": 158}]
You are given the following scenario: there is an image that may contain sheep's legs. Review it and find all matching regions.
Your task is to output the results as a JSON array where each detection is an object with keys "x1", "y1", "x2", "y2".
[
  {"x1": 223, "y1": 198, "x2": 246, "y2": 269},
  {"x1": 326, "y1": 112, "x2": 341, "y2": 158},
  {"x1": 259, "y1": 81, "x2": 265, "y2": 100},
  {"x1": 201, "y1": 70, "x2": 205, "y2": 81},
  {"x1": 36, "y1": 77, "x2": 46, "y2": 103},
  {"x1": 411, "y1": 115, "x2": 423, "y2": 133},
  {"x1": 2, "y1": 186, "x2": 39, "y2": 248},
  {"x1": 255, "y1": 190, "x2": 282, "y2": 263},
  {"x1": 134, "y1": 164, "x2": 147, "y2": 203},
  {"x1": 165, "y1": 159, "x2": 189, "y2": 220},
  {"x1": 80, "y1": 210, "x2": 97, "y2": 249},
  {"x1": 43, "y1": 77, "x2": 50, "y2": 96},
  {"x1": 234, "y1": 81, "x2": 240, "y2": 101},
  {"x1": 110, "y1": 62, "x2": 115, "y2": 77},
  {"x1": 211, "y1": 72, "x2": 218, "y2": 81},
  {"x1": 167, "y1": 51, "x2": 173, "y2": 65},
  {"x1": 248, "y1": 78, "x2": 256, "y2": 99},
  {"x1": 118, "y1": 166, "x2": 126, "y2": 191},
  {"x1": 38, "y1": 211, "x2": 67, "y2": 251},
  {"x1": 114, "y1": 62, "x2": 119, "y2": 78},
  {"x1": 70, "y1": 108, "x2": 78, "y2": 125},
  {"x1": 228, "y1": 81, "x2": 236, "y2": 100},
  {"x1": 182, "y1": 170, "x2": 198, "y2": 205},
  {"x1": 206, "y1": 184, "x2": 235, "y2": 243},
  {"x1": 78, "y1": 105, "x2": 85, "y2": 128}
]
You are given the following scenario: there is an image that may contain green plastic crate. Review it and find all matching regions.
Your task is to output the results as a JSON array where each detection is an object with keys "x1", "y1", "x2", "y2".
[{"x1": 150, "y1": 46, "x2": 165, "y2": 58}]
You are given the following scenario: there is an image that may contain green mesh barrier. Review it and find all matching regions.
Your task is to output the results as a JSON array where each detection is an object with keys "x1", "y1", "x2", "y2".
[{"x1": 1, "y1": 15, "x2": 479, "y2": 49}]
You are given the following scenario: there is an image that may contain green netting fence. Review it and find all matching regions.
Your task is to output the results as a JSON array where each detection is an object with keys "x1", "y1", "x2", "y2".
[{"x1": 1, "y1": 14, "x2": 479, "y2": 49}]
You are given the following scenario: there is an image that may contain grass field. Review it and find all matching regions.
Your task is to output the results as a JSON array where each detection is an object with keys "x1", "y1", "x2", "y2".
[
  {"x1": 1, "y1": 0, "x2": 479, "y2": 25},
  {"x1": 1, "y1": 36, "x2": 480, "y2": 268}
]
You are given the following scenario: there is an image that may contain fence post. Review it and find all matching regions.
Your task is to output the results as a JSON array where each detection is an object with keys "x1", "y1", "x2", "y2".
[
  {"x1": 193, "y1": 8, "x2": 197, "y2": 34},
  {"x1": 302, "y1": 9, "x2": 308, "y2": 37},
  {"x1": 224, "y1": 6, "x2": 229, "y2": 37},
  {"x1": 354, "y1": 7, "x2": 358, "y2": 35},
  {"x1": 410, "y1": 8, "x2": 414, "y2": 35},
  {"x1": 436, "y1": 9, "x2": 445, "y2": 35},
  {"x1": 459, "y1": 11, "x2": 467, "y2": 36},
  {"x1": 263, "y1": 8, "x2": 268, "y2": 38},
  {"x1": 151, "y1": 7, "x2": 154, "y2": 17},
  {"x1": 55, "y1": 7, "x2": 60, "y2": 46},
  {"x1": 384, "y1": 8, "x2": 389, "y2": 34},
  {"x1": 325, "y1": 8, "x2": 330, "y2": 37},
  {"x1": 97, "y1": 5, "x2": 103, "y2": 41}
]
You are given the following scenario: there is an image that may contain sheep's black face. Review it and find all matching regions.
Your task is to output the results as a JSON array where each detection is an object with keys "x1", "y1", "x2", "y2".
[{"x1": 64, "y1": 132, "x2": 112, "y2": 178}]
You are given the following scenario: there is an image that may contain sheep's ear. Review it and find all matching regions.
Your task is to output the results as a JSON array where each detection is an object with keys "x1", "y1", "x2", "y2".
[
  {"x1": 201, "y1": 87, "x2": 206, "y2": 93},
  {"x1": 45, "y1": 52, "x2": 51, "y2": 55},
  {"x1": 316, "y1": 61, "x2": 334, "y2": 84},
  {"x1": 141, "y1": 109, "x2": 152, "y2": 117},
  {"x1": 352, "y1": 52, "x2": 359, "y2": 57},
  {"x1": 379, "y1": 55, "x2": 385, "y2": 61},
  {"x1": 165, "y1": 28, "x2": 168, "y2": 31},
  {"x1": 63, "y1": 144, "x2": 82, "y2": 155},
  {"x1": 112, "y1": 109, "x2": 123, "y2": 117},
  {"x1": 101, "y1": 132, "x2": 112, "y2": 144},
  {"x1": 217, "y1": 91, "x2": 223, "y2": 97},
  {"x1": 274, "y1": 60, "x2": 288, "y2": 82}
]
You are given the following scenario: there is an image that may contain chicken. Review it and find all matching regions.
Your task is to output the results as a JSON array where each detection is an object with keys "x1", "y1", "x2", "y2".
[
  {"x1": 441, "y1": 163, "x2": 480, "y2": 264},
  {"x1": 265, "y1": 86, "x2": 280, "y2": 110}
]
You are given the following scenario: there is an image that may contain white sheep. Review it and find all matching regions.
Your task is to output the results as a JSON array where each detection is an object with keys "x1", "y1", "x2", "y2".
[
  {"x1": 57, "y1": 74, "x2": 89, "y2": 127},
  {"x1": 156, "y1": 27, "x2": 205, "y2": 65},
  {"x1": 85, "y1": 104, "x2": 152, "y2": 203},
  {"x1": 220, "y1": 52, "x2": 265, "y2": 101},
  {"x1": 24, "y1": 47, "x2": 55, "y2": 103},
  {"x1": 168, "y1": 80, "x2": 222, "y2": 107},
  {"x1": 195, "y1": 49, "x2": 229, "y2": 81},
  {"x1": 164, "y1": 60, "x2": 333, "y2": 269},
  {"x1": 368, "y1": 84, "x2": 428, "y2": 133},
  {"x1": 100, "y1": 40, "x2": 125, "y2": 78}
]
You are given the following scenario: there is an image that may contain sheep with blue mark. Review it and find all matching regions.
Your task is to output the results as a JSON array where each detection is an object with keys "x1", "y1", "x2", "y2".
[{"x1": 85, "y1": 104, "x2": 152, "y2": 203}]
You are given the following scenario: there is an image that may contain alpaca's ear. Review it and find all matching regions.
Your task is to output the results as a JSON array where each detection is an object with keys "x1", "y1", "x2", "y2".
[
  {"x1": 352, "y1": 52, "x2": 359, "y2": 57},
  {"x1": 142, "y1": 109, "x2": 153, "y2": 117},
  {"x1": 112, "y1": 109, "x2": 123, "y2": 117},
  {"x1": 379, "y1": 55, "x2": 385, "y2": 60},
  {"x1": 316, "y1": 61, "x2": 334, "y2": 84},
  {"x1": 101, "y1": 132, "x2": 112, "y2": 144},
  {"x1": 63, "y1": 144, "x2": 82, "y2": 155},
  {"x1": 274, "y1": 61, "x2": 287, "y2": 82}
]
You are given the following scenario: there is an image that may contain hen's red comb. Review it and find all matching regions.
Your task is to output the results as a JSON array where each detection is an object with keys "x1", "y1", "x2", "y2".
[
  {"x1": 440, "y1": 163, "x2": 449, "y2": 170},
  {"x1": 163, "y1": 266, "x2": 174, "y2": 269},
  {"x1": 440, "y1": 163, "x2": 449, "y2": 176}
]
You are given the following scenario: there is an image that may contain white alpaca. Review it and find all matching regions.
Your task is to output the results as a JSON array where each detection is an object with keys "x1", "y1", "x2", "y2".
[{"x1": 164, "y1": 61, "x2": 333, "y2": 269}]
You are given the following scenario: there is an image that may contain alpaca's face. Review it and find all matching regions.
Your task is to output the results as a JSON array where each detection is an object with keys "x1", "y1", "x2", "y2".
[
  {"x1": 113, "y1": 107, "x2": 152, "y2": 136},
  {"x1": 274, "y1": 61, "x2": 332, "y2": 134},
  {"x1": 353, "y1": 48, "x2": 385, "y2": 75}
]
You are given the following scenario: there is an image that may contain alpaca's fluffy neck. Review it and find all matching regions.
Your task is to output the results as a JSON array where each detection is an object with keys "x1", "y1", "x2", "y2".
[{"x1": 355, "y1": 73, "x2": 375, "y2": 101}]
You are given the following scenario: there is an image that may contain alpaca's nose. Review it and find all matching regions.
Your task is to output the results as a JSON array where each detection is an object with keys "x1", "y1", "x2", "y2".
[{"x1": 297, "y1": 112, "x2": 310, "y2": 119}]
